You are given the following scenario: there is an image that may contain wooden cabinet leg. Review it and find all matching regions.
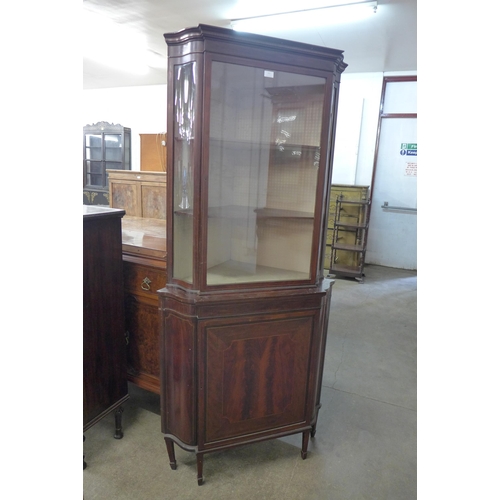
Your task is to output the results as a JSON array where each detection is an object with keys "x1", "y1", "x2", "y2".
[
  {"x1": 83, "y1": 435, "x2": 87, "y2": 470},
  {"x1": 114, "y1": 406, "x2": 124, "y2": 439},
  {"x1": 311, "y1": 423, "x2": 317, "y2": 438},
  {"x1": 301, "y1": 430, "x2": 310, "y2": 460},
  {"x1": 197, "y1": 453, "x2": 204, "y2": 485},
  {"x1": 164, "y1": 438, "x2": 177, "y2": 470}
]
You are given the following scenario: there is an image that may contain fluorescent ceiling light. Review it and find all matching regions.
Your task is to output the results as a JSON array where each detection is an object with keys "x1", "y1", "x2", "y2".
[{"x1": 231, "y1": 1, "x2": 378, "y2": 32}]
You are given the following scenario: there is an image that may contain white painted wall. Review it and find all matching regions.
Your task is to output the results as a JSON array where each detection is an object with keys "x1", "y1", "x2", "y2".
[{"x1": 333, "y1": 72, "x2": 383, "y2": 186}]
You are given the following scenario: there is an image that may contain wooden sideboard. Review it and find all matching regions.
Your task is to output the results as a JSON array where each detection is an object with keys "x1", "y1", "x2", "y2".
[
  {"x1": 108, "y1": 170, "x2": 166, "y2": 219},
  {"x1": 83, "y1": 206, "x2": 129, "y2": 447},
  {"x1": 109, "y1": 170, "x2": 167, "y2": 394}
]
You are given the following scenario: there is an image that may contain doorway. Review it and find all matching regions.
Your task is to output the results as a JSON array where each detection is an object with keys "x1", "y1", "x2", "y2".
[{"x1": 366, "y1": 77, "x2": 417, "y2": 270}]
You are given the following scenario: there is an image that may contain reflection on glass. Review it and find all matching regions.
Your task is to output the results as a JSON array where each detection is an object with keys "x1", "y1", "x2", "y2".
[
  {"x1": 85, "y1": 134, "x2": 102, "y2": 160},
  {"x1": 172, "y1": 61, "x2": 196, "y2": 282},
  {"x1": 105, "y1": 134, "x2": 122, "y2": 162},
  {"x1": 206, "y1": 61, "x2": 326, "y2": 285}
]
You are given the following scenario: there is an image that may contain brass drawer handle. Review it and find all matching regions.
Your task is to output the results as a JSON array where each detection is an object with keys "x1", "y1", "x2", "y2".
[{"x1": 141, "y1": 277, "x2": 152, "y2": 291}]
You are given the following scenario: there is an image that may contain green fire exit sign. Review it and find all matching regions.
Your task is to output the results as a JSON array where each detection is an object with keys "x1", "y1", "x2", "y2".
[{"x1": 400, "y1": 143, "x2": 417, "y2": 156}]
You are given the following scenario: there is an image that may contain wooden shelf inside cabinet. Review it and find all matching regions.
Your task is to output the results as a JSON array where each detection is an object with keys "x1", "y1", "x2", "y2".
[{"x1": 325, "y1": 184, "x2": 370, "y2": 283}]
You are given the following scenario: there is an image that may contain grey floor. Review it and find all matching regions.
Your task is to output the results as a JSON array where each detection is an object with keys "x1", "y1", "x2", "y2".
[{"x1": 83, "y1": 264, "x2": 417, "y2": 499}]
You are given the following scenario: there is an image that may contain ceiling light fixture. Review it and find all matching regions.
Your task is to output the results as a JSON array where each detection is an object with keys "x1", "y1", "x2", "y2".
[{"x1": 230, "y1": 1, "x2": 378, "y2": 33}]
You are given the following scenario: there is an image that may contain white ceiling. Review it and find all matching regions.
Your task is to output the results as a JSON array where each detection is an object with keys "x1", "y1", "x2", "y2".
[{"x1": 83, "y1": 0, "x2": 417, "y2": 90}]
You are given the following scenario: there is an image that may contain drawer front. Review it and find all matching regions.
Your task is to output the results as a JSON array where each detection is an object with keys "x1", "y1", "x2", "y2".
[{"x1": 123, "y1": 262, "x2": 165, "y2": 296}]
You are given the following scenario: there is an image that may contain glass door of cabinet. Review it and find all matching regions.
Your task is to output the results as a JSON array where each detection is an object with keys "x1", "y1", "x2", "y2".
[
  {"x1": 205, "y1": 60, "x2": 327, "y2": 286},
  {"x1": 84, "y1": 133, "x2": 104, "y2": 188},
  {"x1": 171, "y1": 61, "x2": 198, "y2": 284}
]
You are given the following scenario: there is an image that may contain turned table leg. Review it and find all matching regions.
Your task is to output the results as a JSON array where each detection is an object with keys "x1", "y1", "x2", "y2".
[
  {"x1": 301, "y1": 430, "x2": 310, "y2": 460},
  {"x1": 197, "y1": 453, "x2": 204, "y2": 485},
  {"x1": 164, "y1": 438, "x2": 177, "y2": 470},
  {"x1": 114, "y1": 406, "x2": 124, "y2": 439}
]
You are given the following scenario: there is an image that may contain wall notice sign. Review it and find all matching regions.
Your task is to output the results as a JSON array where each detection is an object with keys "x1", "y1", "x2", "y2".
[
  {"x1": 400, "y1": 143, "x2": 417, "y2": 156},
  {"x1": 405, "y1": 162, "x2": 417, "y2": 177}
]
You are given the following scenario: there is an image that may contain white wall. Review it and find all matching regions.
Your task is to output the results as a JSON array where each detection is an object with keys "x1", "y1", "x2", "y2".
[
  {"x1": 82, "y1": 72, "x2": 412, "y2": 183},
  {"x1": 332, "y1": 72, "x2": 383, "y2": 186}
]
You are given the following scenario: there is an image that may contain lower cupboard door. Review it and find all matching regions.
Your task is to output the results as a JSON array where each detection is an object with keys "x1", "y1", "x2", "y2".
[{"x1": 203, "y1": 313, "x2": 316, "y2": 444}]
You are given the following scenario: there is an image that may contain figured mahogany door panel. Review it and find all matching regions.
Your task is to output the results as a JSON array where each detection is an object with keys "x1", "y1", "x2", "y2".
[
  {"x1": 203, "y1": 313, "x2": 314, "y2": 444},
  {"x1": 161, "y1": 312, "x2": 197, "y2": 445},
  {"x1": 125, "y1": 295, "x2": 160, "y2": 388}
]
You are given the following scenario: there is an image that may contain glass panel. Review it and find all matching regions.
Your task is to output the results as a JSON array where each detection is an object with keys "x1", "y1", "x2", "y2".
[
  {"x1": 123, "y1": 133, "x2": 131, "y2": 168},
  {"x1": 85, "y1": 134, "x2": 102, "y2": 160},
  {"x1": 383, "y1": 81, "x2": 417, "y2": 114},
  {"x1": 104, "y1": 134, "x2": 122, "y2": 161},
  {"x1": 207, "y1": 61, "x2": 326, "y2": 285},
  {"x1": 172, "y1": 62, "x2": 196, "y2": 283},
  {"x1": 86, "y1": 161, "x2": 104, "y2": 186}
]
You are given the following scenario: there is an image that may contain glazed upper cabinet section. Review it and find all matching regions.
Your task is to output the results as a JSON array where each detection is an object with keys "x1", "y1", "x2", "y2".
[
  {"x1": 206, "y1": 64, "x2": 326, "y2": 285},
  {"x1": 168, "y1": 35, "x2": 342, "y2": 290}
]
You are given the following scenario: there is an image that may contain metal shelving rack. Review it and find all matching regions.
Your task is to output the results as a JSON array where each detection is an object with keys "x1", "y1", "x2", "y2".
[{"x1": 327, "y1": 185, "x2": 370, "y2": 282}]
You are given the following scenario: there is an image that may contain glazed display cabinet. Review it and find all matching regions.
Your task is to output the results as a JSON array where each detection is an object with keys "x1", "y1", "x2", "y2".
[
  {"x1": 83, "y1": 121, "x2": 131, "y2": 205},
  {"x1": 158, "y1": 25, "x2": 347, "y2": 485}
]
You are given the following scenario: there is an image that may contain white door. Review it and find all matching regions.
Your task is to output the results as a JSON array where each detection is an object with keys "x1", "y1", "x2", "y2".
[{"x1": 366, "y1": 78, "x2": 417, "y2": 270}]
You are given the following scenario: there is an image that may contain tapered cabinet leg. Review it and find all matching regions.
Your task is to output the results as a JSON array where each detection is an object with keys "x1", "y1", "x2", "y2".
[
  {"x1": 301, "y1": 430, "x2": 310, "y2": 460},
  {"x1": 197, "y1": 454, "x2": 204, "y2": 485},
  {"x1": 83, "y1": 435, "x2": 87, "y2": 470},
  {"x1": 114, "y1": 406, "x2": 124, "y2": 439},
  {"x1": 165, "y1": 438, "x2": 177, "y2": 470}
]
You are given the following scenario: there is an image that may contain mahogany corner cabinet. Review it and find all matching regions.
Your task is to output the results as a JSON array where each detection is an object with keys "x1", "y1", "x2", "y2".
[{"x1": 159, "y1": 24, "x2": 347, "y2": 485}]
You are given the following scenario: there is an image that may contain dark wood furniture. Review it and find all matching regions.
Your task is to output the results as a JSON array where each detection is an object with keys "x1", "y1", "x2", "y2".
[
  {"x1": 83, "y1": 206, "x2": 129, "y2": 467},
  {"x1": 108, "y1": 170, "x2": 167, "y2": 394},
  {"x1": 83, "y1": 121, "x2": 131, "y2": 206},
  {"x1": 159, "y1": 25, "x2": 346, "y2": 485}
]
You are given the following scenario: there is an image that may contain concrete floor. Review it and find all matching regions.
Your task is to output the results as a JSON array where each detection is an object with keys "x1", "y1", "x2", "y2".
[{"x1": 83, "y1": 264, "x2": 417, "y2": 499}]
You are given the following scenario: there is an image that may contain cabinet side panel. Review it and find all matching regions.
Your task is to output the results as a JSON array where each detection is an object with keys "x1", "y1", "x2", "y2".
[
  {"x1": 83, "y1": 216, "x2": 128, "y2": 426},
  {"x1": 160, "y1": 311, "x2": 196, "y2": 445}
]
